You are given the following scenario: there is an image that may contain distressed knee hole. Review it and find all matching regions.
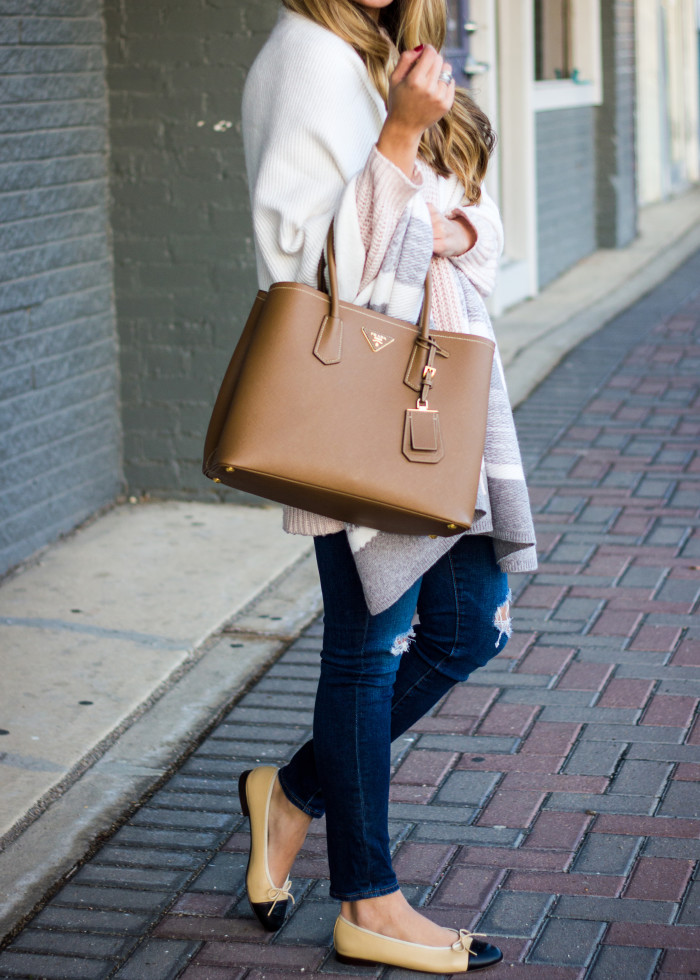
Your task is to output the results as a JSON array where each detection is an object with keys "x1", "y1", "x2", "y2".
[
  {"x1": 494, "y1": 589, "x2": 513, "y2": 649},
  {"x1": 390, "y1": 627, "x2": 415, "y2": 657}
]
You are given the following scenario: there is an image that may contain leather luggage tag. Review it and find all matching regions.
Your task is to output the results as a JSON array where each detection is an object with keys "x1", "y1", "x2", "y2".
[{"x1": 402, "y1": 409, "x2": 444, "y2": 463}]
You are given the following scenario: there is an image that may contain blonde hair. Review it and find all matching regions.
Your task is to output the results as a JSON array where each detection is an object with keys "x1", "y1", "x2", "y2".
[{"x1": 281, "y1": 0, "x2": 495, "y2": 203}]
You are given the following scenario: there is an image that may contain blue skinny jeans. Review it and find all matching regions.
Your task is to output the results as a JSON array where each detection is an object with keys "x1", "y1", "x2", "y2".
[{"x1": 278, "y1": 531, "x2": 510, "y2": 901}]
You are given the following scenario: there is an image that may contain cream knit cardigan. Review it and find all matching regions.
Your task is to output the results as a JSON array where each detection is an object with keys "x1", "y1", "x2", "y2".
[{"x1": 242, "y1": 8, "x2": 537, "y2": 613}]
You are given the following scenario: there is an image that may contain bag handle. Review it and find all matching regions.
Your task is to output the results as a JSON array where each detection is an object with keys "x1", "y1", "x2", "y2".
[
  {"x1": 314, "y1": 220, "x2": 436, "y2": 367},
  {"x1": 325, "y1": 222, "x2": 432, "y2": 339}
]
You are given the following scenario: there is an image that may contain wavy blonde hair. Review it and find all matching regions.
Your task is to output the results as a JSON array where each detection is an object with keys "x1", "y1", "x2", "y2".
[{"x1": 281, "y1": 0, "x2": 495, "y2": 203}]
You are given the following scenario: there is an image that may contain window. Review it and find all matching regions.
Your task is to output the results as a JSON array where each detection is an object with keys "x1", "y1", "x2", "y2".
[
  {"x1": 532, "y1": 0, "x2": 602, "y2": 112},
  {"x1": 534, "y1": 0, "x2": 572, "y2": 81}
]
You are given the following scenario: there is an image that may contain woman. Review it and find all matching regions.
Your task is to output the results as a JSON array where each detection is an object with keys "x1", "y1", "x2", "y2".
[{"x1": 238, "y1": 0, "x2": 537, "y2": 972}]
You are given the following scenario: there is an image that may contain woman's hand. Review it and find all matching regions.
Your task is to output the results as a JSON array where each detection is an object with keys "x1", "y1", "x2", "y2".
[
  {"x1": 428, "y1": 203, "x2": 476, "y2": 257},
  {"x1": 377, "y1": 45, "x2": 455, "y2": 177},
  {"x1": 387, "y1": 45, "x2": 455, "y2": 137}
]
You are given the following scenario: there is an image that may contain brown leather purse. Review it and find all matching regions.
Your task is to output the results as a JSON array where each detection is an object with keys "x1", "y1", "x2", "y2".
[{"x1": 203, "y1": 226, "x2": 495, "y2": 536}]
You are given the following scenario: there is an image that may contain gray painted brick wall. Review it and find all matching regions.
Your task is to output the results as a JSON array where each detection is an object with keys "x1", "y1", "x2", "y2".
[
  {"x1": 0, "y1": 0, "x2": 122, "y2": 577},
  {"x1": 596, "y1": 0, "x2": 637, "y2": 248},
  {"x1": 535, "y1": 107, "x2": 597, "y2": 290},
  {"x1": 105, "y1": 0, "x2": 278, "y2": 499}
]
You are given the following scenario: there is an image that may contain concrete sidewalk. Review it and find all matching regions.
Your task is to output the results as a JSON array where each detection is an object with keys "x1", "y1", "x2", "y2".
[
  {"x1": 0, "y1": 237, "x2": 698, "y2": 979},
  {"x1": 0, "y1": 187, "x2": 699, "y2": 945},
  {"x1": 0, "y1": 506, "x2": 322, "y2": 937}
]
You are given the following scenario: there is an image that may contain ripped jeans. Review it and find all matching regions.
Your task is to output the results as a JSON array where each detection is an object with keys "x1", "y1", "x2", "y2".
[{"x1": 277, "y1": 531, "x2": 511, "y2": 901}]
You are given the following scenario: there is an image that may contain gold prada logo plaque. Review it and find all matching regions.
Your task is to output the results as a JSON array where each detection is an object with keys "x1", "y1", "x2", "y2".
[{"x1": 362, "y1": 327, "x2": 395, "y2": 352}]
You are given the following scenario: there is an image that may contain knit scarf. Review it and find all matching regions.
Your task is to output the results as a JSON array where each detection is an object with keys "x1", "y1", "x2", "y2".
[{"x1": 344, "y1": 195, "x2": 537, "y2": 614}]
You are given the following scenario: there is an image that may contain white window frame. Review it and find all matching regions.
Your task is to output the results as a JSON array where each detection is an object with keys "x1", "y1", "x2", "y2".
[
  {"x1": 490, "y1": 0, "x2": 539, "y2": 312},
  {"x1": 533, "y1": 0, "x2": 603, "y2": 112}
]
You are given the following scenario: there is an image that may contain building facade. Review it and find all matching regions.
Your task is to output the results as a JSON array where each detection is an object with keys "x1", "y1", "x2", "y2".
[
  {"x1": 460, "y1": 0, "x2": 699, "y2": 309},
  {"x1": 0, "y1": 0, "x2": 698, "y2": 577},
  {"x1": 0, "y1": 1, "x2": 122, "y2": 575}
]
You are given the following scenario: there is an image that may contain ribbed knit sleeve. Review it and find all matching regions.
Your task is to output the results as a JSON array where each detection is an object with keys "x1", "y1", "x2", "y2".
[
  {"x1": 354, "y1": 146, "x2": 423, "y2": 295},
  {"x1": 241, "y1": 10, "x2": 387, "y2": 302}
]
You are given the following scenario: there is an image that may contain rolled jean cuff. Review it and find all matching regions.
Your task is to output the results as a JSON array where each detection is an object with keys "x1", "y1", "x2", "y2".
[
  {"x1": 278, "y1": 768, "x2": 325, "y2": 819},
  {"x1": 329, "y1": 880, "x2": 400, "y2": 902}
]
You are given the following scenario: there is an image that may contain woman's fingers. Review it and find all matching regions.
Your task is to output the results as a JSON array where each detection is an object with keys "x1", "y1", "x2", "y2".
[
  {"x1": 431, "y1": 59, "x2": 455, "y2": 115},
  {"x1": 408, "y1": 47, "x2": 452, "y2": 89},
  {"x1": 438, "y1": 61, "x2": 454, "y2": 87},
  {"x1": 427, "y1": 203, "x2": 474, "y2": 257},
  {"x1": 422, "y1": 52, "x2": 450, "y2": 89},
  {"x1": 406, "y1": 44, "x2": 438, "y2": 82},
  {"x1": 387, "y1": 46, "x2": 455, "y2": 136},
  {"x1": 392, "y1": 47, "x2": 424, "y2": 85},
  {"x1": 400, "y1": 47, "x2": 454, "y2": 105}
]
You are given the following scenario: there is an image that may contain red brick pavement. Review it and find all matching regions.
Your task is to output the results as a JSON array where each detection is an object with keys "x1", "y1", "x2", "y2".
[{"x1": 1, "y1": 262, "x2": 699, "y2": 977}]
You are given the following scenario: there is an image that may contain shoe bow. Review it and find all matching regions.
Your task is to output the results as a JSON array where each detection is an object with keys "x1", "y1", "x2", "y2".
[
  {"x1": 451, "y1": 929, "x2": 486, "y2": 954},
  {"x1": 267, "y1": 878, "x2": 295, "y2": 915}
]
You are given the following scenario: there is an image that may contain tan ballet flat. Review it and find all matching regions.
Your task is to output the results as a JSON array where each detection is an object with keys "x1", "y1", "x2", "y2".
[
  {"x1": 238, "y1": 766, "x2": 294, "y2": 931},
  {"x1": 333, "y1": 914, "x2": 503, "y2": 973}
]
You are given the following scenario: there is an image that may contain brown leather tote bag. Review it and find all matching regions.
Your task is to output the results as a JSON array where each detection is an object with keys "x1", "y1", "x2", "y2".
[{"x1": 203, "y1": 225, "x2": 495, "y2": 536}]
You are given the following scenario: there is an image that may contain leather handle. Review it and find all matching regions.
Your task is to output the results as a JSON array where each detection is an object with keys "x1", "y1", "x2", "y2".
[
  {"x1": 324, "y1": 222, "x2": 432, "y2": 340},
  {"x1": 417, "y1": 273, "x2": 431, "y2": 342},
  {"x1": 324, "y1": 223, "x2": 341, "y2": 321}
]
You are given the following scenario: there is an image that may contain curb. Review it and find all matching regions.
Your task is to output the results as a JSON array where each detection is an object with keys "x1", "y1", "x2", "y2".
[{"x1": 499, "y1": 187, "x2": 700, "y2": 407}]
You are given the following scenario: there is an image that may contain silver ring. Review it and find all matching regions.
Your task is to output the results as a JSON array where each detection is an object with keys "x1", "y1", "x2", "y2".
[{"x1": 438, "y1": 70, "x2": 454, "y2": 85}]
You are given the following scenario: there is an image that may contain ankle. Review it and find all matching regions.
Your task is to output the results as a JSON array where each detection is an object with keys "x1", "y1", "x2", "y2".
[
  {"x1": 342, "y1": 891, "x2": 405, "y2": 928},
  {"x1": 271, "y1": 778, "x2": 307, "y2": 821},
  {"x1": 271, "y1": 776, "x2": 287, "y2": 807}
]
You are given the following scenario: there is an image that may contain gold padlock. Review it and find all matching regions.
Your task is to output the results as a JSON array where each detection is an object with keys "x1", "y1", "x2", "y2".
[
  {"x1": 446, "y1": 523, "x2": 457, "y2": 530},
  {"x1": 225, "y1": 466, "x2": 235, "y2": 473}
]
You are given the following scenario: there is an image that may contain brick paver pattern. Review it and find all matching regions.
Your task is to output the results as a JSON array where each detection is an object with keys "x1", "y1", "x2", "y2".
[{"x1": 1, "y1": 256, "x2": 699, "y2": 979}]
